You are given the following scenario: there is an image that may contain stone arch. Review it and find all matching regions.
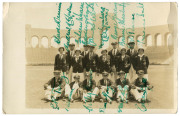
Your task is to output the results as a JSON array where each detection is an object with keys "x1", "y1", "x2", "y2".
[
  {"x1": 60, "y1": 37, "x2": 67, "y2": 47},
  {"x1": 155, "y1": 33, "x2": 162, "y2": 46},
  {"x1": 145, "y1": 34, "x2": 152, "y2": 46},
  {"x1": 136, "y1": 35, "x2": 144, "y2": 48},
  {"x1": 127, "y1": 35, "x2": 135, "y2": 43},
  {"x1": 118, "y1": 36, "x2": 125, "y2": 48},
  {"x1": 31, "y1": 36, "x2": 39, "y2": 48},
  {"x1": 79, "y1": 38, "x2": 85, "y2": 48},
  {"x1": 41, "y1": 36, "x2": 48, "y2": 48},
  {"x1": 70, "y1": 37, "x2": 78, "y2": 47},
  {"x1": 51, "y1": 37, "x2": 59, "y2": 48},
  {"x1": 165, "y1": 32, "x2": 173, "y2": 46}
]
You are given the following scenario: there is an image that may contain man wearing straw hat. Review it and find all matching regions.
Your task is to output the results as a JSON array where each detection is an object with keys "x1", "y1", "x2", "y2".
[
  {"x1": 115, "y1": 71, "x2": 130, "y2": 103},
  {"x1": 81, "y1": 44, "x2": 89, "y2": 78},
  {"x1": 84, "y1": 44, "x2": 99, "y2": 80},
  {"x1": 44, "y1": 70, "x2": 66, "y2": 101},
  {"x1": 71, "y1": 47, "x2": 84, "y2": 82},
  {"x1": 81, "y1": 44, "x2": 89, "y2": 57},
  {"x1": 97, "y1": 71, "x2": 114, "y2": 104},
  {"x1": 81, "y1": 72, "x2": 99, "y2": 103},
  {"x1": 66, "y1": 42, "x2": 75, "y2": 82},
  {"x1": 130, "y1": 70, "x2": 153, "y2": 103},
  {"x1": 126, "y1": 40, "x2": 138, "y2": 82},
  {"x1": 108, "y1": 42, "x2": 121, "y2": 83},
  {"x1": 54, "y1": 45, "x2": 69, "y2": 77}
]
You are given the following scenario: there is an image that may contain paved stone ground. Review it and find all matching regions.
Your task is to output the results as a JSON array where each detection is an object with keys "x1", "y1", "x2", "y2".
[{"x1": 26, "y1": 65, "x2": 174, "y2": 111}]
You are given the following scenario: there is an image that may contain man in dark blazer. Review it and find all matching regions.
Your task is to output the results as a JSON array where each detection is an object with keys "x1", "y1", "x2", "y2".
[
  {"x1": 108, "y1": 42, "x2": 121, "y2": 83},
  {"x1": 84, "y1": 45, "x2": 99, "y2": 80},
  {"x1": 66, "y1": 43, "x2": 75, "y2": 68},
  {"x1": 116, "y1": 48, "x2": 131, "y2": 81},
  {"x1": 54, "y1": 45, "x2": 69, "y2": 76},
  {"x1": 81, "y1": 45, "x2": 89, "y2": 57},
  {"x1": 134, "y1": 47, "x2": 149, "y2": 80},
  {"x1": 81, "y1": 44, "x2": 89, "y2": 77},
  {"x1": 44, "y1": 70, "x2": 66, "y2": 101},
  {"x1": 81, "y1": 72, "x2": 99, "y2": 103},
  {"x1": 130, "y1": 70, "x2": 153, "y2": 103},
  {"x1": 97, "y1": 71, "x2": 114, "y2": 104},
  {"x1": 66, "y1": 42, "x2": 75, "y2": 82},
  {"x1": 115, "y1": 71, "x2": 130, "y2": 103},
  {"x1": 126, "y1": 41, "x2": 138, "y2": 83}
]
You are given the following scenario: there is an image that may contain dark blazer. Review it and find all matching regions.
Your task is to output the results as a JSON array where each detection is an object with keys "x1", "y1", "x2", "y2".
[
  {"x1": 81, "y1": 51, "x2": 89, "y2": 57},
  {"x1": 66, "y1": 50, "x2": 75, "y2": 68},
  {"x1": 126, "y1": 49, "x2": 138, "y2": 69},
  {"x1": 71, "y1": 55, "x2": 84, "y2": 73},
  {"x1": 81, "y1": 51, "x2": 88, "y2": 68},
  {"x1": 82, "y1": 79, "x2": 96, "y2": 91},
  {"x1": 133, "y1": 78, "x2": 150, "y2": 88},
  {"x1": 84, "y1": 52, "x2": 99, "y2": 72},
  {"x1": 116, "y1": 55, "x2": 131, "y2": 73},
  {"x1": 47, "y1": 77, "x2": 65, "y2": 88},
  {"x1": 115, "y1": 78, "x2": 130, "y2": 88},
  {"x1": 134, "y1": 55, "x2": 149, "y2": 74},
  {"x1": 69, "y1": 81, "x2": 82, "y2": 89},
  {"x1": 108, "y1": 49, "x2": 121, "y2": 67},
  {"x1": 98, "y1": 55, "x2": 111, "y2": 73},
  {"x1": 98, "y1": 78, "x2": 113, "y2": 87},
  {"x1": 54, "y1": 54, "x2": 68, "y2": 72}
]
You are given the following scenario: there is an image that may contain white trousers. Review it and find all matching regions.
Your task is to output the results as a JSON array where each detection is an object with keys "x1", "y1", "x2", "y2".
[
  {"x1": 130, "y1": 87, "x2": 150, "y2": 101},
  {"x1": 82, "y1": 87, "x2": 99, "y2": 101},
  {"x1": 116, "y1": 85, "x2": 129, "y2": 100},
  {"x1": 111, "y1": 65, "x2": 117, "y2": 83},
  {"x1": 45, "y1": 86, "x2": 63, "y2": 100},
  {"x1": 129, "y1": 65, "x2": 136, "y2": 83},
  {"x1": 99, "y1": 86, "x2": 113, "y2": 101},
  {"x1": 65, "y1": 83, "x2": 82, "y2": 100}
]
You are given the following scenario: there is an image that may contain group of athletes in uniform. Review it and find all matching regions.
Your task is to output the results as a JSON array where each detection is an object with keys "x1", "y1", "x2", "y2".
[{"x1": 44, "y1": 41, "x2": 153, "y2": 104}]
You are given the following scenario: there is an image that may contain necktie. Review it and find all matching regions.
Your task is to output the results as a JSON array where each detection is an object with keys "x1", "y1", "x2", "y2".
[
  {"x1": 113, "y1": 49, "x2": 116, "y2": 55},
  {"x1": 131, "y1": 49, "x2": 133, "y2": 55}
]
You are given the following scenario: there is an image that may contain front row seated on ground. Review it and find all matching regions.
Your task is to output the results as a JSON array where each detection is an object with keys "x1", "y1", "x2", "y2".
[{"x1": 44, "y1": 70, "x2": 153, "y2": 103}]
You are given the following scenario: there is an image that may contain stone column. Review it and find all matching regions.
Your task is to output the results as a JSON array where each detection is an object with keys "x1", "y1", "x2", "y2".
[
  {"x1": 48, "y1": 38, "x2": 51, "y2": 48},
  {"x1": 38, "y1": 37, "x2": 41, "y2": 48}
]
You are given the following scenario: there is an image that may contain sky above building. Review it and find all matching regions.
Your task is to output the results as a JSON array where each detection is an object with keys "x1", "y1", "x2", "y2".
[{"x1": 24, "y1": 2, "x2": 170, "y2": 29}]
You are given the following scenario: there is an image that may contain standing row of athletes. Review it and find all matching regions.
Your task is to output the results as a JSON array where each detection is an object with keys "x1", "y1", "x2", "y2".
[
  {"x1": 54, "y1": 40, "x2": 149, "y2": 83},
  {"x1": 44, "y1": 40, "x2": 153, "y2": 103}
]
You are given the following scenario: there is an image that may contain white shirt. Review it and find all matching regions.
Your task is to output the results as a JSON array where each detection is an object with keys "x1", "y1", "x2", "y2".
[
  {"x1": 138, "y1": 54, "x2": 144, "y2": 60},
  {"x1": 59, "y1": 53, "x2": 63, "y2": 59},
  {"x1": 130, "y1": 49, "x2": 134, "y2": 54},
  {"x1": 70, "y1": 50, "x2": 75, "y2": 57},
  {"x1": 121, "y1": 54, "x2": 125, "y2": 60},
  {"x1": 72, "y1": 82, "x2": 79, "y2": 90},
  {"x1": 112, "y1": 48, "x2": 117, "y2": 55},
  {"x1": 75, "y1": 55, "x2": 80, "y2": 62},
  {"x1": 84, "y1": 51, "x2": 88, "y2": 56}
]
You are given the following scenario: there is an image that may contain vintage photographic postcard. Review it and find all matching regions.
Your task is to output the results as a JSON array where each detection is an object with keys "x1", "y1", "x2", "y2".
[{"x1": 3, "y1": 2, "x2": 178, "y2": 114}]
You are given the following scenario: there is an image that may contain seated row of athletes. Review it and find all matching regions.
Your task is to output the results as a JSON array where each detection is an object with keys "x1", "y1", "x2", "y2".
[{"x1": 44, "y1": 41, "x2": 153, "y2": 103}]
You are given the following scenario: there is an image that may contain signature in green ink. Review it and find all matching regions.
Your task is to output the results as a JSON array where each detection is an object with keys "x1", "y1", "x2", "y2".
[
  {"x1": 54, "y1": 3, "x2": 62, "y2": 44},
  {"x1": 64, "y1": 3, "x2": 75, "y2": 51}
]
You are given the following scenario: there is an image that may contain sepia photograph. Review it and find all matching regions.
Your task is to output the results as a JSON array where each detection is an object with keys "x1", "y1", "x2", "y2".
[{"x1": 3, "y1": 2, "x2": 178, "y2": 114}]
